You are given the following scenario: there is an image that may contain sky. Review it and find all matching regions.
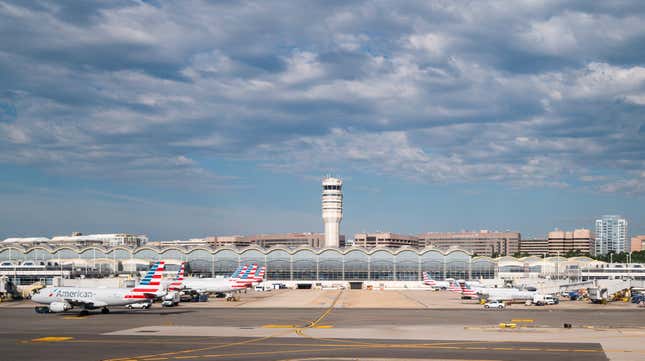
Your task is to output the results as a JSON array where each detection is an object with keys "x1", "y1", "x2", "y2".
[{"x1": 0, "y1": 0, "x2": 644, "y2": 241}]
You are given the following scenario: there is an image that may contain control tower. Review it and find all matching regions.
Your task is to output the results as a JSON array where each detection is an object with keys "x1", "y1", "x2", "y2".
[{"x1": 322, "y1": 177, "x2": 343, "y2": 248}]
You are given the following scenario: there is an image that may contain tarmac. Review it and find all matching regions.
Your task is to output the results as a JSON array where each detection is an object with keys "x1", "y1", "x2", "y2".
[
  {"x1": 1, "y1": 289, "x2": 644, "y2": 361},
  {"x1": 5, "y1": 288, "x2": 640, "y2": 310}
]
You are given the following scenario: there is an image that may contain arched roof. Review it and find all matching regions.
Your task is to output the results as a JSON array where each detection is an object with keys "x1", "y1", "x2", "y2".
[
  {"x1": 24, "y1": 245, "x2": 55, "y2": 253},
  {"x1": 472, "y1": 256, "x2": 496, "y2": 262}
]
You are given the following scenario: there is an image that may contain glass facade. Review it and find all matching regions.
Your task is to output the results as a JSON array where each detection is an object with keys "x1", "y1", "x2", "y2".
[{"x1": 0, "y1": 245, "x2": 506, "y2": 281}]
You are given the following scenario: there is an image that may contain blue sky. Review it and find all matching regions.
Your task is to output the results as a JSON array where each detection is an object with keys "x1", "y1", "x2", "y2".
[{"x1": 1, "y1": 1, "x2": 644, "y2": 240}]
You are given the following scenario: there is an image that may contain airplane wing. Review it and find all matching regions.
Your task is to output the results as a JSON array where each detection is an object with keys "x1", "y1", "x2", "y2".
[{"x1": 64, "y1": 298, "x2": 108, "y2": 308}]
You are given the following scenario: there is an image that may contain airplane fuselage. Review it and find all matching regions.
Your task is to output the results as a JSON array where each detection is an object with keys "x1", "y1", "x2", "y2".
[
  {"x1": 32, "y1": 287, "x2": 151, "y2": 308},
  {"x1": 182, "y1": 278, "x2": 247, "y2": 293}
]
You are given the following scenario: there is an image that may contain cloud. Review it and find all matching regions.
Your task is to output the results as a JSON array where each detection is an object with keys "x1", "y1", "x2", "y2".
[{"x1": 0, "y1": 0, "x2": 644, "y2": 194}]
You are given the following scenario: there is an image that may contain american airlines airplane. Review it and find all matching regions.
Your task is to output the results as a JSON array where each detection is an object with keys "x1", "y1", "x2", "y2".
[
  {"x1": 167, "y1": 262, "x2": 186, "y2": 292},
  {"x1": 31, "y1": 261, "x2": 166, "y2": 315},
  {"x1": 422, "y1": 272, "x2": 451, "y2": 290},
  {"x1": 181, "y1": 263, "x2": 260, "y2": 296},
  {"x1": 458, "y1": 282, "x2": 536, "y2": 301},
  {"x1": 482, "y1": 288, "x2": 536, "y2": 302}
]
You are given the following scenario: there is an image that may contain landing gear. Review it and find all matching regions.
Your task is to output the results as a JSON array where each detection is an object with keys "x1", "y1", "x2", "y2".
[
  {"x1": 80, "y1": 310, "x2": 89, "y2": 316},
  {"x1": 101, "y1": 307, "x2": 110, "y2": 314}
]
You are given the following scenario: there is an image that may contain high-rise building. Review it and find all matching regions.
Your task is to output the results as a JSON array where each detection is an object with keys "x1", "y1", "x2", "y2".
[
  {"x1": 547, "y1": 229, "x2": 593, "y2": 256},
  {"x1": 594, "y1": 215, "x2": 628, "y2": 255},
  {"x1": 418, "y1": 230, "x2": 520, "y2": 257},
  {"x1": 322, "y1": 177, "x2": 343, "y2": 248}
]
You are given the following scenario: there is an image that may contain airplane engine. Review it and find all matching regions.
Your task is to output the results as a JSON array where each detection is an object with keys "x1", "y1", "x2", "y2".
[{"x1": 49, "y1": 301, "x2": 72, "y2": 313}]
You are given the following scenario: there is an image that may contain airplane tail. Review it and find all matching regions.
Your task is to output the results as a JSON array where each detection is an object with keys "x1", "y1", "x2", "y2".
[
  {"x1": 460, "y1": 281, "x2": 478, "y2": 296},
  {"x1": 228, "y1": 263, "x2": 258, "y2": 289},
  {"x1": 229, "y1": 264, "x2": 244, "y2": 279},
  {"x1": 253, "y1": 266, "x2": 266, "y2": 282},
  {"x1": 168, "y1": 262, "x2": 185, "y2": 292},
  {"x1": 422, "y1": 272, "x2": 436, "y2": 286},
  {"x1": 448, "y1": 280, "x2": 462, "y2": 293},
  {"x1": 238, "y1": 263, "x2": 258, "y2": 282},
  {"x1": 126, "y1": 261, "x2": 166, "y2": 299}
]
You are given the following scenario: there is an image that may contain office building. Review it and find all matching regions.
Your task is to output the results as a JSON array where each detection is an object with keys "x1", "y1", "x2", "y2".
[
  {"x1": 2, "y1": 234, "x2": 147, "y2": 248},
  {"x1": 595, "y1": 215, "x2": 628, "y2": 255},
  {"x1": 147, "y1": 239, "x2": 210, "y2": 247},
  {"x1": 519, "y1": 239, "x2": 548, "y2": 256},
  {"x1": 200, "y1": 233, "x2": 344, "y2": 249},
  {"x1": 50, "y1": 233, "x2": 148, "y2": 247},
  {"x1": 202, "y1": 236, "x2": 250, "y2": 247},
  {"x1": 353, "y1": 233, "x2": 420, "y2": 248},
  {"x1": 322, "y1": 177, "x2": 343, "y2": 248},
  {"x1": 418, "y1": 231, "x2": 520, "y2": 257},
  {"x1": 244, "y1": 233, "x2": 334, "y2": 248},
  {"x1": 631, "y1": 236, "x2": 645, "y2": 252},
  {"x1": 547, "y1": 229, "x2": 593, "y2": 256}
]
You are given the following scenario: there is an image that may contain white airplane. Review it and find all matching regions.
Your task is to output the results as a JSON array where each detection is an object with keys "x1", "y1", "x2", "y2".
[
  {"x1": 422, "y1": 272, "x2": 451, "y2": 290},
  {"x1": 167, "y1": 262, "x2": 185, "y2": 292},
  {"x1": 458, "y1": 282, "x2": 530, "y2": 300},
  {"x1": 460, "y1": 279, "x2": 484, "y2": 288},
  {"x1": 481, "y1": 288, "x2": 536, "y2": 301},
  {"x1": 31, "y1": 261, "x2": 166, "y2": 315},
  {"x1": 181, "y1": 263, "x2": 260, "y2": 296}
]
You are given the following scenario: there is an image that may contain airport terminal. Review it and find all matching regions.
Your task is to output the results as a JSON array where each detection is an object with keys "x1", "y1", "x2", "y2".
[
  {"x1": 1, "y1": 178, "x2": 643, "y2": 288},
  {"x1": 3, "y1": 243, "x2": 643, "y2": 286},
  {"x1": 1, "y1": 177, "x2": 644, "y2": 361}
]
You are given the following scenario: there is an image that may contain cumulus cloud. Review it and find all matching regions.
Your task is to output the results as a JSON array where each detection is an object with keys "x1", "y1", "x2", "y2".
[{"x1": 0, "y1": 0, "x2": 644, "y2": 194}]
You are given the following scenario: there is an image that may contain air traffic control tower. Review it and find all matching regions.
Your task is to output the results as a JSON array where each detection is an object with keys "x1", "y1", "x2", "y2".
[{"x1": 322, "y1": 177, "x2": 343, "y2": 248}]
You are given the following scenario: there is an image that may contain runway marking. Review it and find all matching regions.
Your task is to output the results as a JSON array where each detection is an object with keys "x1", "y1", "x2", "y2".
[
  {"x1": 31, "y1": 336, "x2": 73, "y2": 342},
  {"x1": 167, "y1": 342, "x2": 609, "y2": 360},
  {"x1": 107, "y1": 291, "x2": 347, "y2": 361},
  {"x1": 63, "y1": 316, "x2": 88, "y2": 320},
  {"x1": 307, "y1": 289, "x2": 343, "y2": 327},
  {"x1": 262, "y1": 324, "x2": 298, "y2": 328},
  {"x1": 279, "y1": 359, "x2": 500, "y2": 361},
  {"x1": 105, "y1": 329, "x2": 294, "y2": 361},
  {"x1": 511, "y1": 319, "x2": 534, "y2": 323},
  {"x1": 197, "y1": 345, "x2": 375, "y2": 359},
  {"x1": 51, "y1": 339, "x2": 368, "y2": 347},
  {"x1": 24, "y1": 335, "x2": 629, "y2": 358}
]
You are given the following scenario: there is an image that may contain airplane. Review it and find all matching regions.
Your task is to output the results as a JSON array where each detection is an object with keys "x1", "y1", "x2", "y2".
[
  {"x1": 229, "y1": 264, "x2": 265, "y2": 285},
  {"x1": 31, "y1": 261, "x2": 166, "y2": 315},
  {"x1": 480, "y1": 288, "x2": 536, "y2": 302},
  {"x1": 462, "y1": 279, "x2": 484, "y2": 288},
  {"x1": 167, "y1": 262, "x2": 186, "y2": 292},
  {"x1": 458, "y1": 282, "x2": 534, "y2": 300},
  {"x1": 448, "y1": 279, "x2": 463, "y2": 293},
  {"x1": 233, "y1": 263, "x2": 258, "y2": 286},
  {"x1": 251, "y1": 265, "x2": 266, "y2": 283},
  {"x1": 422, "y1": 272, "x2": 451, "y2": 290},
  {"x1": 181, "y1": 263, "x2": 259, "y2": 297}
]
